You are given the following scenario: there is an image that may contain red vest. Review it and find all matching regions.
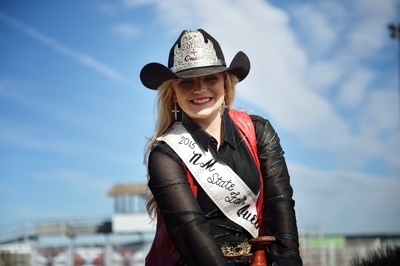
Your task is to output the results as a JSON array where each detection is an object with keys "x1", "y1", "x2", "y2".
[{"x1": 145, "y1": 110, "x2": 264, "y2": 266}]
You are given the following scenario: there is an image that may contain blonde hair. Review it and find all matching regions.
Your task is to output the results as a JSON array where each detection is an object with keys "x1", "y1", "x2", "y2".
[{"x1": 144, "y1": 72, "x2": 239, "y2": 219}]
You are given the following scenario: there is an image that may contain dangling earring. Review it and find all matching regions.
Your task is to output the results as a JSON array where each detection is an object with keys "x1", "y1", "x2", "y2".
[
  {"x1": 221, "y1": 100, "x2": 226, "y2": 118},
  {"x1": 172, "y1": 102, "x2": 180, "y2": 121}
]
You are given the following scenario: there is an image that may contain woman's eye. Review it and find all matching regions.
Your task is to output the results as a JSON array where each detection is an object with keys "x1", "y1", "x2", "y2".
[
  {"x1": 178, "y1": 80, "x2": 194, "y2": 87},
  {"x1": 205, "y1": 75, "x2": 218, "y2": 82}
]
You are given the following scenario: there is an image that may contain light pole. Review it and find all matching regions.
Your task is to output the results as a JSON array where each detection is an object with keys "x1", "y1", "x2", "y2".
[{"x1": 388, "y1": 23, "x2": 400, "y2": 121}]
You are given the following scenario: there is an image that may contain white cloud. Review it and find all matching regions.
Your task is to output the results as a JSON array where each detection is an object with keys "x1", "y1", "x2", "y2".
[
  {"x1": 111, "y1": 22, "x2": 139, "y2": 40},
  {"x1": 0, "y1": 122, "x2": 138, "y2": 166},
  {"x1": 0, "y1": 11, "x2": 133, "y2": 86},
  {"x1": 355, "y1": 0, "x2": 398, "y2": 22},
  {"x1": 0, "y1": 124, "x2": 91, "y2": 155},
  {"x1": 98, "y1": 3, "x2": 119, "y2": 16},
  {"x1": 0, "y1": 204, "x2": 54, "y2": 220},
  {"x1": 336, "y1": 69, "x2": 374, "y2": 107},
  {"x1": 291, "y1": 4, "x2": 338, "y2": 57},
  {"x1": 120, "y1": 0, "x2": 399, "y2": 173},
  {"x1": 290, "y1": 163, "x2": 400, "y2": 233},
  {"x1": 359, "y1": 89, "x2": 399, "y2": 136},
  {"x1": 31, "y1": 169, "x2": 112, "y2": 193},
  {"x1": 305, "y1": 60, "x2": 344, "y2": 92},
  {"x1": 0, "y1": 76, "x2": 142, "y2": 169},
  {"x1": 122, "y1": 0, "x2": 160, "y2": 8}
]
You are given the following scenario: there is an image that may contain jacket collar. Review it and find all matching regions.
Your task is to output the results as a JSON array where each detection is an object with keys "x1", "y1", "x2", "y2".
[{"x1": 181, "y1": 110, "x2": 236, "y2": 152}]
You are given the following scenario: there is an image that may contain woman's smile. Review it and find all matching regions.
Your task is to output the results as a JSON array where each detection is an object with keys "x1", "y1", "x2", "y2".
[
  {"x1": 190, "y1": 97, "x2": 213, "y2": 105},
  {"x1": 172, "y1": 73, "x2": 225, "y2": 125}
]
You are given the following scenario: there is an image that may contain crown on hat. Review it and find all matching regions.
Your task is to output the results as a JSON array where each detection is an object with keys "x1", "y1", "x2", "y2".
[
  {"x1": 170, "y1": 30, "x2": 225, "y2": 73},
  {"x1": 140, "y1": 29, "x2": 250, "y2": 90}
]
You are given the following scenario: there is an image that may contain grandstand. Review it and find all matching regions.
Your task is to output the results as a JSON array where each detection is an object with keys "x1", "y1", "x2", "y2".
[
  {"x1": 1, "y1": 183, "x2": 399, "y2": 266},
  {"x1": 0, "y1": 183, "x2": 154, "y2": 266}
]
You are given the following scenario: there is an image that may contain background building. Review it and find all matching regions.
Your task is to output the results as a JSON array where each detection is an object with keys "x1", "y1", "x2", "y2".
[{"x1": 1, "y1": 183, "x2": 399, "y2": 266}]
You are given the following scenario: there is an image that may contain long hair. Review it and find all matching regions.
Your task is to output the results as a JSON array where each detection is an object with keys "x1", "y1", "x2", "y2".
[{"x1": 144, "y1": 72, "x2": 239, "y2": 219}]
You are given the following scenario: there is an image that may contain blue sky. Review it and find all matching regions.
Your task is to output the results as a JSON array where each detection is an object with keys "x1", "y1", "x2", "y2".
[{"x1": 0, "y1": 0, "x2": 399, "y2": 235}]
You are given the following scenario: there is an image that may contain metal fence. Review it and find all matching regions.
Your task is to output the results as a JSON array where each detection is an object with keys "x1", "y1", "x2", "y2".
[{"x1": 1, "y1": 222, "x2": 399, "y2": 266}]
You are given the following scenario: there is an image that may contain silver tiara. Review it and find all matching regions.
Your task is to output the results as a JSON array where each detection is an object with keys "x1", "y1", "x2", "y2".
[{"x1": 170, "y1": 30, "x2": 225, "y2": 73}]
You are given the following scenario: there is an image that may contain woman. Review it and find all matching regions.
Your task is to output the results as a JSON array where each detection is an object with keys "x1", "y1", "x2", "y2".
[{"x1": 140, "y1": 29, "x2": 302, "y2": 266}]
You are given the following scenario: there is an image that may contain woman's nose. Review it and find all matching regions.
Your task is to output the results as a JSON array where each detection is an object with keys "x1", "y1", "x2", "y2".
[{"x1": 193, "y1": 80, "x2": 207, "y2": 93}]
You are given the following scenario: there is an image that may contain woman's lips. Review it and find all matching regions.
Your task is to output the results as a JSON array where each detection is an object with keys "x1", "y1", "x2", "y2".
[{"x1": 190, "y1": 97, "x2": 212, "y2": 105}]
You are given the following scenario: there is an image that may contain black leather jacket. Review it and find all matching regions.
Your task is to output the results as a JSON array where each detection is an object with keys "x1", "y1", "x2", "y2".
[{"x1": 148, "y1": 110, "x2": 302, "y2": 266}]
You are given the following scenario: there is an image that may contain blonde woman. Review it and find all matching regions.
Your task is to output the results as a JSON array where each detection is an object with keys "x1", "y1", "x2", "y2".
[{"x1": 140, "y1": 29, "x2": 302, "y2": 266}]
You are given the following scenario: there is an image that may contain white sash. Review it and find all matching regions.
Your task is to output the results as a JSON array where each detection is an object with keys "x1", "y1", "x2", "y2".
[{"x1": 157, "y1": 123, "x2": 259, "y2": 238}]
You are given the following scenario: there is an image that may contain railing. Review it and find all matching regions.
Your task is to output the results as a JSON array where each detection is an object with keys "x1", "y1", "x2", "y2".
[
  {"x1": 0, "y1": 222, "x2": 36, "y2": 244},
  {"x1": 0, "y1": 217, "x2": 111, "y2": 244}
]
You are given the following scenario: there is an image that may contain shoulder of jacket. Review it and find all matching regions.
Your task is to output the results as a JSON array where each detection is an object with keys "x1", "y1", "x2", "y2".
[
  {"x1": 151, "y1": 140, "x2": 172, "y2": 152},
  {"x1": 249, "y1": 114, "x2": 270, "y2": 126}
]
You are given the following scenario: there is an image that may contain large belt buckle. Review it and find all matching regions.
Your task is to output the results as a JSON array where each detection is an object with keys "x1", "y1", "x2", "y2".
[{"x1": 221, "y1": 240, "x2": 252, "y2": 260}]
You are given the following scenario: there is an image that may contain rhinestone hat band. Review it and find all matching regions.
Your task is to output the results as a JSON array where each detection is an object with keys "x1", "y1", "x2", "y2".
[{"x1": 170, "y1": 30, "x2": 225, "y2": 73}]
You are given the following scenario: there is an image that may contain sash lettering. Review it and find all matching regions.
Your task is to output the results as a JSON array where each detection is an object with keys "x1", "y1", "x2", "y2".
[
  {"x1": 189, "y1": 152, "x2": 217, "y2": 171},
  {"x1": 157, "y1": 123, "x2": 259, "y2": 238}
]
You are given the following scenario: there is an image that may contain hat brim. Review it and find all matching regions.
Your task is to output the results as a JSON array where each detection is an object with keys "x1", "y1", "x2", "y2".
[{"x1": 140, "y1": 51, "x2": 250, "y2": 90}]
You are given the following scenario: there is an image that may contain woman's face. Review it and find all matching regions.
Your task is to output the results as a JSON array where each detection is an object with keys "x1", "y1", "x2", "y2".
[{"x1": 172, "y1": 73, "x2": 225, "y2": 125}]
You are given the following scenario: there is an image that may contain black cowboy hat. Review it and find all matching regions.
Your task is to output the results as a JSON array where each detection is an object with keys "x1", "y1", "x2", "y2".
[{"x1": 140, "y1": 29, "x2": 250, "y2": 90}]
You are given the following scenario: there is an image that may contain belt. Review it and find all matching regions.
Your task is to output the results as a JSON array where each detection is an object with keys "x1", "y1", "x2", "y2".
[
  {"x1": 226, "y1": 258, "x2": 252, "y2": 266},
  {"x1": 177, "y1": 241, "x2": 253, "y2": 266},
  {"x1": 221, "y1": 241, "x2": 252, "y2": 266},
  {"x1": 221, "y1": 240, "x2": 252, "y2": 257}
]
